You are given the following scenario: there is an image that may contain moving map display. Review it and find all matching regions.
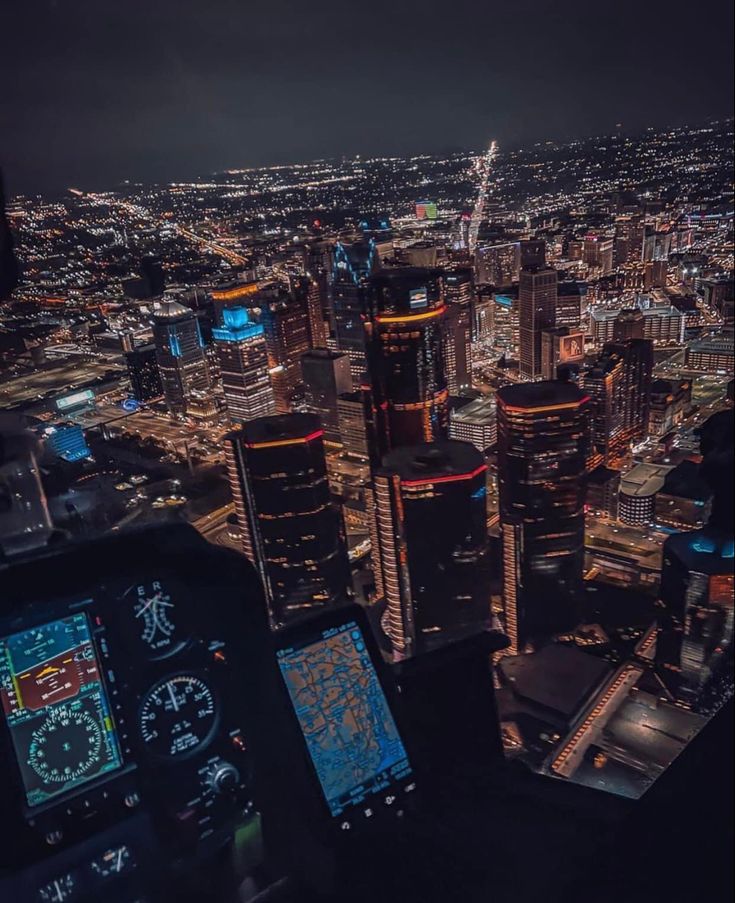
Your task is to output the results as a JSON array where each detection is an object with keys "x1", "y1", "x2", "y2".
[
  {"x1": 277, "y1": 621, "x2": 412, "y2": 817},
  {"x1": 0, "y1": 613, "x2": 122, "y2": 808}
]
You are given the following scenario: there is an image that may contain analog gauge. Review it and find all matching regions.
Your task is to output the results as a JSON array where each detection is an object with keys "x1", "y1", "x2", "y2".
[
  {"x1": 139, "y1": 675, "x2": 217, "y2": 759},
  {"x1": 29, "y1": 705, "x2": 103, "y2": 785},
  {"x1": 122, "y1": 580, "x2": 187, "y2": 659},
  {"x1": 38, "y1": 873, "x2": 76, "y2": 902},
  {"x1": 90, "y1": 843, "x2": 135, "y2": 879}
]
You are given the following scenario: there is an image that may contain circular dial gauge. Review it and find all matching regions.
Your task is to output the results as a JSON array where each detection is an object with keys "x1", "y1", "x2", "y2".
[
  {"x1": 123, "y1": 580, "x2": 187, "y2": 659},
  {"x1": 38, "y1": 874, "x2": 76, "y2": 902},
  {"x1": 29, "y1": 705, "x2": 103, "y2": 784},
  {"x1": 90, "y1": 844, "x2": 134, "y2": 878},
  {"x1": 139, "y1": 675, "x2": 217, "y2": 759}
]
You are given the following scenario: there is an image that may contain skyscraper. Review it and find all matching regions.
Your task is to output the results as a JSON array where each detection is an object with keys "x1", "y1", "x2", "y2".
[
  {"x1": 556, "y1": 281, "x2": 584, "y2": 328},
  {"x1": 441, "y1": 269, "x2": 474, "y2": 394},
  {"x1": 497, "y1": 382, "x2": 590, "y2": 653},
  {"x1": 224, "y1": 413, "x2": 351, "y2": 628},
  {"x1": 365, "y1": 267, "x2": 448, "y2": 462},
  {"x1": 124, "y1": 343, "x2": 163, "y2": 403},
  {"x1": 519, "y1": 242, "x2": 558, "y2": 380},
  {"x1": 212, "y1": 306, "x2": 275, "y2": 423},
  {"x1": 373, "y1": 440, "x2": 491, "y2": 657},
  {"x1": 152, "y1": 299, "x2": 213, "y2": 418},
  {"x1": 582, "y1": 345, "x2": 627, "y2": 466},
  {"x1": 331, "y1": 239, "x2": 378, "y2": 380},
  {"x1": 337, "y1": 391, "x2": 370, "y2": 460},
  {"x1": 301, "y1": 348, "x2": 353, "y2": 445},
  {"x1": 261, "y1": 294, "x2": 312, "y2": 413},
  {"x1": 656, "y1": 413, "x2": 734, "y2": 705},
  {"x1": 605, "y1": 338, "x2": 654, "y2": 445}
]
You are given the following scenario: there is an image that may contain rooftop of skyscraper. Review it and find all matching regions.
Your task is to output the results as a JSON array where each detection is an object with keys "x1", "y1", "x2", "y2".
[
  {"x1": 380, "y1": 439, "x2": 483, "y2": 482},
  {"x1": 496, "y1": 380, "x2": 587, "y2": 408}
]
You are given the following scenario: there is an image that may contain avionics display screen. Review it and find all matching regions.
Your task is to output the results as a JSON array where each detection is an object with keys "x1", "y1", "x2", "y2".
[
  {"x1": 0, "y1": 613, "x2": 123, "y2": 808},
  {"x1": 277, "y1": 620, "x2": 412, "y2": 817}
]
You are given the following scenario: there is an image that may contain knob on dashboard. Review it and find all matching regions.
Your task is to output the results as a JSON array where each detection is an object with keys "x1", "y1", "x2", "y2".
[{"x1": 209, "y1": 761, "x2": 240, "y2": 795}]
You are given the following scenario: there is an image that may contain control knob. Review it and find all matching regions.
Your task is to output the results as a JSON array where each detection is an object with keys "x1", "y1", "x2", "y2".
[{"x1": 207, "y1": 760, "x2": 240, "y2": 796}]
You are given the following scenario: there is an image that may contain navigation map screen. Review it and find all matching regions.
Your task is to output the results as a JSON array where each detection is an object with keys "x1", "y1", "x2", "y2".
[
  {"x1": 277, "y1": 620, "x2": 412, "y2": 817},
  {"x1": 0, "y1": 613, "x2": 123, "y2": 808}
]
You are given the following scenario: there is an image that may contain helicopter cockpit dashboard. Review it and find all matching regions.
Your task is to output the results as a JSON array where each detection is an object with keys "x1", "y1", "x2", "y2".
[{"x1": 0, "y1": 523, "x2": 731, "y2": 903}]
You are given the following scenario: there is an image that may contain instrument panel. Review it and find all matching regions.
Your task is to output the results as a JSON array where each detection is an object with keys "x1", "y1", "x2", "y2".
[{"x1": 0, "y1": 525, "x2": 268, "y2": 903}]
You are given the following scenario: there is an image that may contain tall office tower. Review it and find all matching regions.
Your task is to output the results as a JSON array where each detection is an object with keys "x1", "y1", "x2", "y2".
[
  {"x1": 373, "y1": 440, "x2": 491, "y2": 658},
  {"x1": 224, "y1": 413, "x2": 351, "y2": 628},
  {"x1": 656, "y1": 412, "x2": 734, "y2": 705},
  {"x1": 304, "y1": 277, "x2": 328, "y2": 348},
  {"x1": 648, "y1": 378, "x2": 692, "y2": 437},
  {"x1": 519, "y1": 253, "x2": 558, "y2": 380},
  {"x1": 301, "y1": 349, "x2": 353, "y2": 445},
  {"x1": 643, "y1": 227, "x2": 673, "y2": 263},
  {"x1": 364, "y1": 267, "x2": 448, "y2": 462},
  {"x1": 305, "y1": 239, "x2": 334, "y2": 329},
  {"x1": 614, "y1": 215, "x2": 645, "y2": 264},
  {"x1": 583, "y1": 235, "x2": 614, "y2": 274},
  {"x1": 331, "y1": 240, "x2": 378, "y2": 380},
  {"x1": 261, "y1": 294, "x2": 312, "y2": 413},
  {"x1": 582, "y1": 347, "x2": 627, "y2": 466},
  {"x1": 212, "y1": 306, "x2": 275, "y2": 424},
  {"x1": 540, "y1": 327, "x2": 584, "y2": 381},
  {"x1": 519, "y1": 239, "x2": 547, "y2": 270},
  {"x1": 613, "y1": 308, "x2": 645, "y2": 341},
  {"x1": 152, "y1": 299, "x2": 213, "y2": 418},
  {"x1": 441, "y1": 284, "x2": 473, "y2": 395},
  {"x1": 475, "y1": 242, "x2": 519, "y2": 286},
  {"x1": 644, "y1": 259, "x2": 668, "y2": 290},
  {"x1": 556, "y1": 282, "x2": 583, "y2": 327},
  {"x1": 497, "y1": 382, "x2": 590, "y2": 653},
  {"x1": 139, "y1": 256, "x2": 166, "y2": 297},
  {"x1": 337, "y1": 391, "x2": 370, "y2": 460},
  {"x1": 604, "y1": 338, "x2": 654, "y2": 444},
  {"x1": 124, "y1": 344, "x2": 162, "y2": 403}
]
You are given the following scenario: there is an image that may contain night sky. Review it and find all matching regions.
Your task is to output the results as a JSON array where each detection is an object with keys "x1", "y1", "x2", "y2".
[{"x1": 1, "y1": 0, "x2": 733, "y2": 195}]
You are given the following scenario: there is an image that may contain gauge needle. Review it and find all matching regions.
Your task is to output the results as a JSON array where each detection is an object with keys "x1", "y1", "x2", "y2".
[
  {"x1": 135, "y1": 592, "x2": 162, "y2": 618},
  {"x1": 116, "y1": 848, "x2": 123, "y2": 872},
  {"x1": 168, "y1": 683, "x2": 180, "y2": 712}
]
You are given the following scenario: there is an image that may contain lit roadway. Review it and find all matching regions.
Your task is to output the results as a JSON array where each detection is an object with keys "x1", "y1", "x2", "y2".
[
  {"x1": 79, "y1": 190, "x2": 249, "y2": 267},
  {"x1": 468, "y1": 140, "x2": 498, "y2": 254}
]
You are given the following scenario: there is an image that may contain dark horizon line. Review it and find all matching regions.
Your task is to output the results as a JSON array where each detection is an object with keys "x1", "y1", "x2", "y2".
[{"x1": 7, "y1": 114, "x2": 734, "y2": 204}]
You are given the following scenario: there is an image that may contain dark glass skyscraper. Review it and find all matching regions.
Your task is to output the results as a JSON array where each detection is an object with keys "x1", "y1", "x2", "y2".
[
  {"x1": 260, "y1": 294, "x2": 312, "y2": 413},
  {"x1": 124, "y1": 343, "x2": 162, "y2": 403},
  {"x1": 497, "y1": 382, "x2": 590, "y2": 653},
  {"x1": 152, "y1": 299, "x2": 213, "y2": 418},
  {"x1": 519, "y1": 241, "x2": 558, "y2": 380},
  {"x1": 373, "y1": 440, "x2": 491, "y2": 658},
  {"x1": 656, "y1": 412, "x2": 734, "y2": 705},
  {"x1": 301, "y1": 349, "x2": 353, "y2": 445},
  {"x1": 441, "y1": 268, "x2": 474, "y2": 394},
  {"x1": 604, "y1": 338, "x2": 654, "y2": 445},
  {"x1": 365, "y1": 267, "x2": 448, "y2": 462},
  {"x1": 331, "y1": 239, "x2": 378, "y2": 380},
  {"x1": 224, "y1": 413, "x2": 351, "y2": 627}
]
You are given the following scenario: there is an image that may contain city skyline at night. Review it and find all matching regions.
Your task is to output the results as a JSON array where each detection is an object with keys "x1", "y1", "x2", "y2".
[{"x1": 1, "y1": 109, "x2": 733, "y2": 811}]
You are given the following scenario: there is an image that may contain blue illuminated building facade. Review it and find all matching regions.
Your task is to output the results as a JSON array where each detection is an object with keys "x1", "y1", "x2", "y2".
[
  {"x1": 656, "y1": 528, "x2": 734, "y2": 706},
  {"x1": 213, "y1": 307, "x2": 275, "y2": 423},
  {"x1": 152, "y1": 299, "x2": 213, "y2": 418},
  {"x1": 331, "y1": 239, "x2": 378, "y2": 380},
  {"x1": 45, "y1": 423, "x2": 91, "y2": 463}
]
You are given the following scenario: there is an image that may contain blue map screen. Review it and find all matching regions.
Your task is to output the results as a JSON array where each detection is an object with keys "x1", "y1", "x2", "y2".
[{"x1": 277, "y1": 621, "x2": 413, "y2": 817}]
